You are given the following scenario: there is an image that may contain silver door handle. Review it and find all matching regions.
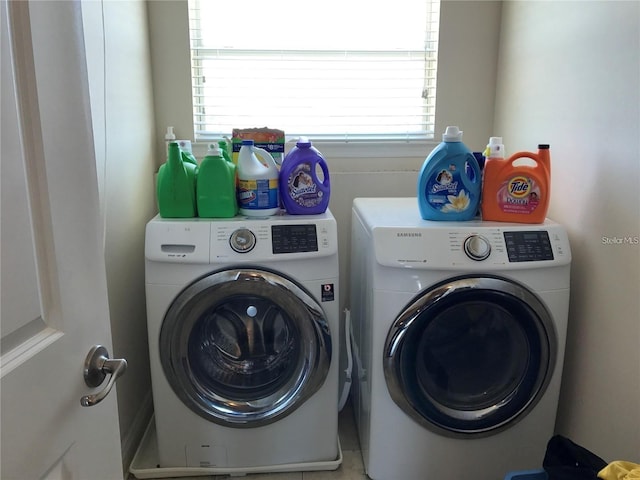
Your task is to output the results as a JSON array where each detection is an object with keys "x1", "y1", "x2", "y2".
[{"x1": 81, "y1": 345, "x2": 127, "y2": 407}]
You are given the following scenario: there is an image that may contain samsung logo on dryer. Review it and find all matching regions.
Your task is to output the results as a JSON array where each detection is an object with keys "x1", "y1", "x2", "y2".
[{"x1": 396, "y1": 232, "x2": 422, "y2": 238}]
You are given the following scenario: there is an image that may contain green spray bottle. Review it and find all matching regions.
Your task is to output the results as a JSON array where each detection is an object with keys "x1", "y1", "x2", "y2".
[
  {"x1": 197, "y1": 143, "x2": 238, "y2": 218},
  {"x1": 157, "y1": 141, "x2": 197, "y2": 217}
]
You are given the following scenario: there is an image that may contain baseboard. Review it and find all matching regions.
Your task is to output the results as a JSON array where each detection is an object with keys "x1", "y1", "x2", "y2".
[{"x1": 122, "y1": 391, "x2": 153, "y2": 477}]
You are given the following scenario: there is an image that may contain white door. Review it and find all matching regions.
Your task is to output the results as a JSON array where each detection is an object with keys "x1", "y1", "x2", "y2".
[{"x1": 1, "y1": 2, "x2": 124, "y2": 479}]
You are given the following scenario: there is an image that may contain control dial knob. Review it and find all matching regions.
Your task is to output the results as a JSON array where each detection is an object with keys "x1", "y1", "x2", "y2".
[
  {"x1": 464, "y1": 234, "x2": 491, "y2": 261},
  {"x1": 230, "y1": 228, "x2": 256, "y2": 253}
]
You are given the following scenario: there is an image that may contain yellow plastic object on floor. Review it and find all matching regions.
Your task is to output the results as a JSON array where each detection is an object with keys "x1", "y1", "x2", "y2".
[{"x1": 598, "y1": 461, "x2": 640, "y2": 480}]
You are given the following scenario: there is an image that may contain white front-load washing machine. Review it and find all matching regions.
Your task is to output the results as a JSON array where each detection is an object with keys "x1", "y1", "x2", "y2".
[
  {"x1": 350, "y1": 198, "x2": 571, "y2": 480},
  {"x1": 145, "y1": 211, "x2": 340, "y2": 473}
]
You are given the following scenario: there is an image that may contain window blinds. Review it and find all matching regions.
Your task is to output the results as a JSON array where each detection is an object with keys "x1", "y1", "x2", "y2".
[{"x1": 188, "y1": 0, "x2": 440, "y2": 141}]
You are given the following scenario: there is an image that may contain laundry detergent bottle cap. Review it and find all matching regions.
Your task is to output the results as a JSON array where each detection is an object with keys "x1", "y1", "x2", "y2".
[
  {"x1": 237, "y1": 139, "x2": 280, "y2": 216},
  {"x1": 442, "y1": 125, "x2": 463, "y2": 142},
  {"x1": 157, "y1": 141, "x2": 197, "y2": 218},
  {"x1": 279, "y1": 137, "x2": 331, "y2": 214},
  {"x1": 196, "y1": 143, "x2": 238, "y2": 218},
  {"x1": 484, "y1": 136, "x2": 505, "y2": 158},
  {"x1": 417, "y1": 126, "x2": 481, "y2": 221},
  {"x1": 481, "y1": 143, "x2": 551, "y2": 223}
]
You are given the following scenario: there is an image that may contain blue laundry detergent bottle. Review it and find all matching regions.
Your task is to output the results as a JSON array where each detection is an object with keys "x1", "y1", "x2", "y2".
[{"x1": 417, "y1": 126, "x2": 481, "y2": 221}]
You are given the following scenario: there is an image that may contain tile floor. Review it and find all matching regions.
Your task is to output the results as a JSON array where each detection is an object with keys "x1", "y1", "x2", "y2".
[{"x1": 134, "y1": 399, "x2": 368, "y2": 480}]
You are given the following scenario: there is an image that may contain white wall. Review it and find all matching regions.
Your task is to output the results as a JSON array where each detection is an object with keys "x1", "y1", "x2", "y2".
[
  {"x1": 81, "y1": 0, "x2": 157, "y2": 471},
  {"x1": 494, "y1": 1, "x2": 640, "y2": 461}
]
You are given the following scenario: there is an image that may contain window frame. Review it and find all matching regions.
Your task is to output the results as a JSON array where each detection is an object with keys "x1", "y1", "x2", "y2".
[
  {"x1": 188, "y1": 0, "x2": 441, "y2": 143},
  {"x1": 146, "y1": 0, "x2": 502, "y2": 167}
]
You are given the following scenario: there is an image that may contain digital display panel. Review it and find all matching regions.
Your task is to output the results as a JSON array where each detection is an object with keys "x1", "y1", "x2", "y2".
[
  {"x1": 504, "y1": 231, "x2": 554, "y2": 262},
  {"x1": 272, "y1": 224, "x2": 318, "y2": 254}
]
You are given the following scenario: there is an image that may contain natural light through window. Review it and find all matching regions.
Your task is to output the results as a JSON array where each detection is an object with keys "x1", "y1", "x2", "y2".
[{"x1": 188, "y1": 0, "x2": 440, "y2": 141}]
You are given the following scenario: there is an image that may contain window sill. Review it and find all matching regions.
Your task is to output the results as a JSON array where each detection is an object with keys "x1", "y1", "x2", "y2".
[{"x1": 192, "y1": 139, "x2": 437, "y2": 173}]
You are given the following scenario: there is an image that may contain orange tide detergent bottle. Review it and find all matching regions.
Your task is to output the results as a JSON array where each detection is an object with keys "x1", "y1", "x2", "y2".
[{"x1": 480, "y1": 138, "x2": 551, "y2": 223}]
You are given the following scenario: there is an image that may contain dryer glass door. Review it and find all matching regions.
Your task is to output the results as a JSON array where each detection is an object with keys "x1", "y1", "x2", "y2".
[
  {"x1": 384, "y1": 275, "x2": 556, "y2": 437},
  {"x1": 160, "y1": 267, "x2": 331, "y2": 428}
]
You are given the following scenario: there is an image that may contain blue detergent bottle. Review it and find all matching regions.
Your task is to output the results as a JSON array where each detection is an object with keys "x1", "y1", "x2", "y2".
[{"x1": 417, "y1": 126, "x2": 481, "y2": 221}]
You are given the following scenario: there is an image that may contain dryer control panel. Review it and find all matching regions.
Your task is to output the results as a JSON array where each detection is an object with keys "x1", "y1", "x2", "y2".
[
  {"x1": 459, "y1": 231, "x2": 555, "y2": 262},
  {"x1": 371, "y1": 222, "x2": 571, "y2": 270},
  {"x1": 353, "y1": 197, "x2": 571, "y2": 273}
]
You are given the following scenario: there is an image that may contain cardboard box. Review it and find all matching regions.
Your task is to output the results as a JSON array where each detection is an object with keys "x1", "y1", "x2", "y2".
[{"x1": 232, "y1": 127, "x2": 285, "y2": 166}]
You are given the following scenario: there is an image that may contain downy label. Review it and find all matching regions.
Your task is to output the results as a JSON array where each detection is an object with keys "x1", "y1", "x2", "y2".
[{"x1": 497, "y1": 175, "x2": 541, "y2": 214}]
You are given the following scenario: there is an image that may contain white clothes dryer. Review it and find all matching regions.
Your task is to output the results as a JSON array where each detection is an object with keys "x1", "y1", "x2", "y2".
[
  {"x1": 145, "y1": 211, "x2": 340, "y2": 472},
  {"x1": 349, "y1": 198, "x2": 571, "y2": 480}
]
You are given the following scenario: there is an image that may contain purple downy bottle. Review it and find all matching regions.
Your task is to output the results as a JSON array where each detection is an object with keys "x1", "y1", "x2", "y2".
[{"x1": 279, "y1": 137, "x2": 331, "y2": 214}]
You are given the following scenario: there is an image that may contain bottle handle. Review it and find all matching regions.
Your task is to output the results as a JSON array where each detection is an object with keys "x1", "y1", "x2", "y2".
[
  {"x1": 508, "y1": 151, "x2": 539, "y2": 167},
  {"x1": 253, "y1": 147, "x2": 278, "y2": 169},
  {"x1": 316, "y1": 160, "x2": 330, "y2": 187},
  {"x1": 508, "y1": 151, "x2": 538, "y2": 161}
]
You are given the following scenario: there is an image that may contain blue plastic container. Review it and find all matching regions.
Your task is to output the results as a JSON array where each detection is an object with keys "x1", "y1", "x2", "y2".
[
  {"x1": 417, "y1": 126, "x2": 481, "y2": 221},
  {"x1": 504, "y1": 469, "x2": 548, "y2": 480}
]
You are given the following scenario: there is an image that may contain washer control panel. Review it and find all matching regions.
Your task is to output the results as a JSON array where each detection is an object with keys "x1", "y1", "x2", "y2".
[
  {"x1": 271, "y1": 224, "x2": 318, "y2": 254},
  {"x1": 211, "y1": 215, "x2": 337, "y2": 262},
  {"x1": 145, "y1": 213, "x2": 338, "y2": 264},
  {"x1": 229, "y1": 224, "x2": 321, "y2": 254}
]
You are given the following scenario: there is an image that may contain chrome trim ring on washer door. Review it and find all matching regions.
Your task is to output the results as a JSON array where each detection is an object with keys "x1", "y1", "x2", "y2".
[
  {"x1": 383, "y1": 274, "x2": 557, "y2": 437},
  {"x1": 160, "y1": 267, "x2": 332, "y2": 428}
]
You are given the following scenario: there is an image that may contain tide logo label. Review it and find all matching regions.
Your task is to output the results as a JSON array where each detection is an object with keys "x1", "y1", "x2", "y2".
[{"x1": 507, "y1": 176, "x2": 531, "y2": 198}]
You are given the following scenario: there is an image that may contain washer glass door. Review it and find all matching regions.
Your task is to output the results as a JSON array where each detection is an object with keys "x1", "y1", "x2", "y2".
[
  {"x1": 160, "y1": 267, "x2": 331, "y2": 428},
  {"x1": 384, "y1": 275, "x2": 556, "y2": 437}
]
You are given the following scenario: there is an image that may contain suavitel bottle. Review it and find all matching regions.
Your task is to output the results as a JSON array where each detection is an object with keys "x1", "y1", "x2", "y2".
[
  {"x1": 481, "y1": 143, "x2": 551, "y2": 223},
  {"x1": 237, "y1": 139, "x2": 280, "y2": 216},
  {"x1": 157, "y1": 141, "x2": 197, "y2": 218},
  {"x1": 279, "y1": 137, "x2": 330, "y2": 214},
  {"x1": 417, "y1": 126, "x2": 481, "y2": 221},
  {"x1": 197, "y1": 143, "x2": 238, "y2": 218}
]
